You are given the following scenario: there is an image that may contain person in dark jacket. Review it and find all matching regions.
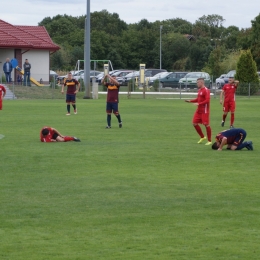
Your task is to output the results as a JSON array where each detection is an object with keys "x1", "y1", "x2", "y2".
[
  {"x1": 3, "y1": 58, "x2": 13, "y2": 83},
  {"x1": 23, "y1": 59, "x2": 31, "y2": 86}
]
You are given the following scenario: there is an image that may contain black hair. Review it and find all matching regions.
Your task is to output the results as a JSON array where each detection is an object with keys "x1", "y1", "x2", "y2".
[
  {"x1": 212, "y1": 142, "x2": 219, "y2": 150},
  {"x1": 42, "y1": 128, "x2": 49, "y2": 136}
]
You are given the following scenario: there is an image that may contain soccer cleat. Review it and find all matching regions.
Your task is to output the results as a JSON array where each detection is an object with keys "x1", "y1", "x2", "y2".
[
  {"x1": 119, "y1": 122, "x2": 122, "y2": 128},
  {"x1": 105, "y1": 126, "x2": 111, "y2": 129},
  {"x1": 246, "y1": 141, "x2": 253, "y2": 150},
  {"x1": 205, "y1": 141, "x2": 212, "y2": 146},
  {"x1": 230, "y1": 125, "x2": 234, "y2": 129},
  {"x1": 197, "y1": 137, "x2": 207, "y2": 144},
  {"x1": 66, "y1": 113, "x2": 70, "y2": 116},
  {"x1": 73, "y1": 137, "x2": 81, "y2": 142},
  {"x1": 221, "y1": 121, "x2": 225, "y2": 127},
  {"x1": 74, "y1": 109, "x2": 77, "y2": 115}
]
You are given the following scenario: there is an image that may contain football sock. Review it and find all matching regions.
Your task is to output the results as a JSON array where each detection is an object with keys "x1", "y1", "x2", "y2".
[
  {"x1": 64, "y1": 136, "x2": 74, "y2": 142},
  {"x1": 194, "y1": 125, "x2": 204, "y2": 138},
  {"x1": 222, "y1": 114, "x2": 227, "y2": 121},
  {"x1": 72, "y1": 104, "x2": 76, "y2": 110},
  {"x1": 67, "y1": 104, "x2": 70, "y2": 113},
  {"x1": 107, "y1": 114, "x2": 111, "y2": 126},
  {"x1": 116, "y1": 114, "x2": 122, "y2": 123},
  {"x1": 0, "y1": 101, "x2": 2, "y2": 110},
  {"x1": 236, "y1": 142, "x2": 248, "y2": 150},
  {"x1": 206, "y1": 125, "x2": 212, "y2": 142},
  {"x1": 231, "y1": 113, "x2": 235, "y2": 126}
]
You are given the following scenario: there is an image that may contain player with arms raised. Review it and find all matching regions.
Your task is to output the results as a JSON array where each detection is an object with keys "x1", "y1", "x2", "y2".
[
  {"x1": 102, "y1": 74, "x2": 122, "y2": 129},
  {"x1": 185, "y1": 78, "x2": 212, "y2": 145}
]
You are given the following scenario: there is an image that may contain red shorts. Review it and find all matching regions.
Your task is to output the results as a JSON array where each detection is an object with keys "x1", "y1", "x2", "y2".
[
  {"x1": 223, "y1": 101, "x2": 235, "y2": 113},
  {"x1": 192, "y1": 112, "x2": 209, "y2": 125}
]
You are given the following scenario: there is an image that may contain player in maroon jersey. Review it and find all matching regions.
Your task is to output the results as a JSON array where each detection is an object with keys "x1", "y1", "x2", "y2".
[
  {"x1": 0, "y1": 84, "x2": 6, "y2": 110},
  {"x1": 185, "y1": 78, "x2": 212, "y2": 145},
  {"x1": 220, "y1": 76, "x2": 239, "y2": 128},
  {"x1": 212, "y1": 128, "x2": 253, "y2": 151},
  {"x1": 40, "y1": 126, "x2": 80, "y2": 142},
  {"x1": 102, "y1": 74, "x2": 122, "y2": 129},
  {"x1": 61, "y1": 72, "x2": 80, "y2": 115}
]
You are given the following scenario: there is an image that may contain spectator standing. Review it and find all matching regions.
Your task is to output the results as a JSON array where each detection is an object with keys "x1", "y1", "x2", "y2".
[
  {"x1": 3, "y1": 58, "x2": 13, "y2": 83},
  {"x1": 23, "y1": 59, "x2": 31, "y2": 86}
]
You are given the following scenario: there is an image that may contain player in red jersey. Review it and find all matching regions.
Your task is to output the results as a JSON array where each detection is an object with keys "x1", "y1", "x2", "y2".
[
  {"x1": 40, "y1": 127, "x2": 80, "y2": 142},
  {"x1": 0, "y1": 84, "x2": 6, "y2": 110},
  {"x1": 185, "y1": 78, "x2": 212, "y2": 145},
  {"x1": 61, "y1": 72, "x2": 80, "y2": 116},
  {"x1": 102, "y1": 74, "x2": 122, "y2": 129},
  {"x1": 212, "y1": 128, "x2": 253, "y2": 151},
  {"x1": 220, "y1": 76, "x2": 239, "y2": 128}
]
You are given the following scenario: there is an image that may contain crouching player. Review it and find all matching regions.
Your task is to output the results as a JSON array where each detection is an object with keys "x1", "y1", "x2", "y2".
[
  {"x1": 212, "y1": 128, "x2": 253, "y2": 151},
  {"x1": 40, "y1": 126, "x2": 80, "y2": 142}
]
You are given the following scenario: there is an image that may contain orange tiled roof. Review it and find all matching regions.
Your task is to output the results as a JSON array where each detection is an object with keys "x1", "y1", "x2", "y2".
[{"x1": 0, "y1": 19, "x2": 60, "y2": 51}]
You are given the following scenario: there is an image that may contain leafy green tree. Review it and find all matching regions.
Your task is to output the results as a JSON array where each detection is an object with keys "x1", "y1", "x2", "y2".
[
  {"x1": 236, "y1": 49, "x2": 259, "y2": 95},
  {"x1": 250, "y1": 14, "x2": 260, "y2": 68}
]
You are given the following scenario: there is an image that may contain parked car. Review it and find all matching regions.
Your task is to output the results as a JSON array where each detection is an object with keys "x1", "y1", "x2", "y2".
[
  {"x1": 73, "y1": 70, "x2": 102, "y2": 81},
  {"x1": 223, "y1": 70, "x2": 236, "y2": 84},
  {"x1": 122, "y1": 69, "x2": 167, "y2": 86},
  {"x1": 122, "y1": 71, "x2": 139, "y2": 86},
  {"x1": 215, "y1": 74, "x2": 227, "y2": 88},
  {"x1": 159, "y1": 72, "x2": 188, "y2": 88},
  {"x1": 179, "y1": 72, "x2": 212, "y2": 88},
  {"x1": 57, "y1": 70, "x2": 84, "y2": 83},
  {"x1": 148, "y1": 72, "x2": 171, "y2": 86}
]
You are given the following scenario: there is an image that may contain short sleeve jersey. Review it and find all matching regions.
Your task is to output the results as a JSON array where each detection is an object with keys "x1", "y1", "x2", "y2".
[
  {"x1": 64, "y1": 79, "x2": 79, "y2": 95},
  {"x1": 215, "y1": 128, "x2": 243, "y2": 145},
  {"x1": 0, "y1": 85, "x2": 6, "y2": 97},
  {"x1": 190, "y1": 87, "x2": 210, "y2": 113},
  {"x1": 40, "y1": 127, "x2": 55, "y2": 142},
  {"x1": 105, "y1": 83, "x2": 120, "y2": 103},
  {"x1": 222, "y1": 83, "x2": 237, "y2": 102}
]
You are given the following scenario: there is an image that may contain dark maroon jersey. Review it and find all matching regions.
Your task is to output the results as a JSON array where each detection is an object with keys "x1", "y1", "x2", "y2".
[
  {"x1": 64, "y1": 79, "x2": 79, "y2": 95},
  {"x1": 105, "y1": 83, "x2": 120, "y2": 103}
]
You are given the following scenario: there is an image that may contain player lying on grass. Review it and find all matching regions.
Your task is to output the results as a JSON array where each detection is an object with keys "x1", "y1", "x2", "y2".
[
  {"x1": 40, "y1": 127, "x2": 80, "y2": 142},
  {"x1": 211, "y1": 128, "x2": 253, "y2": 151}
]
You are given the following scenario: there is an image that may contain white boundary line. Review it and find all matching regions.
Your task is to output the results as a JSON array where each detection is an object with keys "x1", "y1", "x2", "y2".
[{"x1": 98, "y1": 91, "x2": 214, "y2": 96}]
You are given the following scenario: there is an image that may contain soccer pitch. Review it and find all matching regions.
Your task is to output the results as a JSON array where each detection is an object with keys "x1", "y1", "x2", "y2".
[{"x1": 1, "y1": 96, "x2": 259, "y2": 259}]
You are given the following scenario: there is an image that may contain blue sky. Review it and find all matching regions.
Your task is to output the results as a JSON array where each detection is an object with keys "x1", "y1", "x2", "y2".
[{"x1": 2, "y1": 0, "x2": 259, "y2": 29}]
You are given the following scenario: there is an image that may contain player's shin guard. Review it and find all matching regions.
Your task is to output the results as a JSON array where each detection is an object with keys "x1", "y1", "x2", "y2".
[
  {"x1": 67, "y1": 104, "x2": 70, "y2": 113},
  {"x1": 231, "y1": 113, "x2": 235, "y2": 126},
  {"x1": 64, "y1": 136, "x2": 74, "y2": 142},
  {"x1": 72, "y1": 104, "x2": 76, "y2": 110},
  {"x1": 206, "y1": 125, "x2": 212, "y2": 142},
  {"x1": 236, "y1": 142, "x2": 248, "y2": 150},
  {"x1": 222, "y1": 114, "x2": 227, "y2": 122},
  {"x1": 116, "y1": 114, "x2": 122, "y2": 123},
  {"x1": 107, "y1": 114, "x2": 111, "y2": 126},
  {"x1": 0, "y1": 100, "x2": 2, "y2": 110},
  {"x1": 194, "y1": 125, "x2": 204, "y2": 138}
]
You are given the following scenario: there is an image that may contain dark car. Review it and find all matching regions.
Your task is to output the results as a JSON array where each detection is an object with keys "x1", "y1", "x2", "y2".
[{"x1": 159, "y1": 72, "x2": 188, "y2": 88}]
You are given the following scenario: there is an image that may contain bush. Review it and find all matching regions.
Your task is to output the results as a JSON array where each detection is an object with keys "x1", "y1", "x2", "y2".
[
  {"x1": 236, "y1": 49, "x2": 259, "y2": 95},
  {"x1": 128, "y1": 79, "x2": 137, "y2": 91},
  {"x1": 153, "y1": 79, "x2": 159, "y2": 92}
]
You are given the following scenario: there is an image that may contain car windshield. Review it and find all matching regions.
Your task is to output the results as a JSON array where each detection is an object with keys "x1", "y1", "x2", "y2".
[
  {"x1": 185, "y1": 72, "x2": 203, "y2": 78},
  {"x1": 154, "y1": 72, "x2": 170, "y2": 78}
]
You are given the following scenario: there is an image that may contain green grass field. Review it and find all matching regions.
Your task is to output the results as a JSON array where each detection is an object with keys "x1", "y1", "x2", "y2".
[{"x1": 1, "y1": 94, "x2": 260, "y2": 259}]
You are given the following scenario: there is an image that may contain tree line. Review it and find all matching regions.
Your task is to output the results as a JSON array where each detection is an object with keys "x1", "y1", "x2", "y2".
[{"x1": 39, "y1": 11, "x2": 260, "y2": 78}]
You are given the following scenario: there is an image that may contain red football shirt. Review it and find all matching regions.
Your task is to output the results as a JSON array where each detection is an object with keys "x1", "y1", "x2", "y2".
[
  {"x1": 40, "y1": 127, "x2": 55, "y2": 142},
  {"x1": 222, "y1": 83, "x2": 237, "y2": 102},
  {"x1": 190, "y1": 87, "x2": 210, "y2": 113},
  {"x1": 0, "y1": 84, "x2": 6, "y2": 98}
]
